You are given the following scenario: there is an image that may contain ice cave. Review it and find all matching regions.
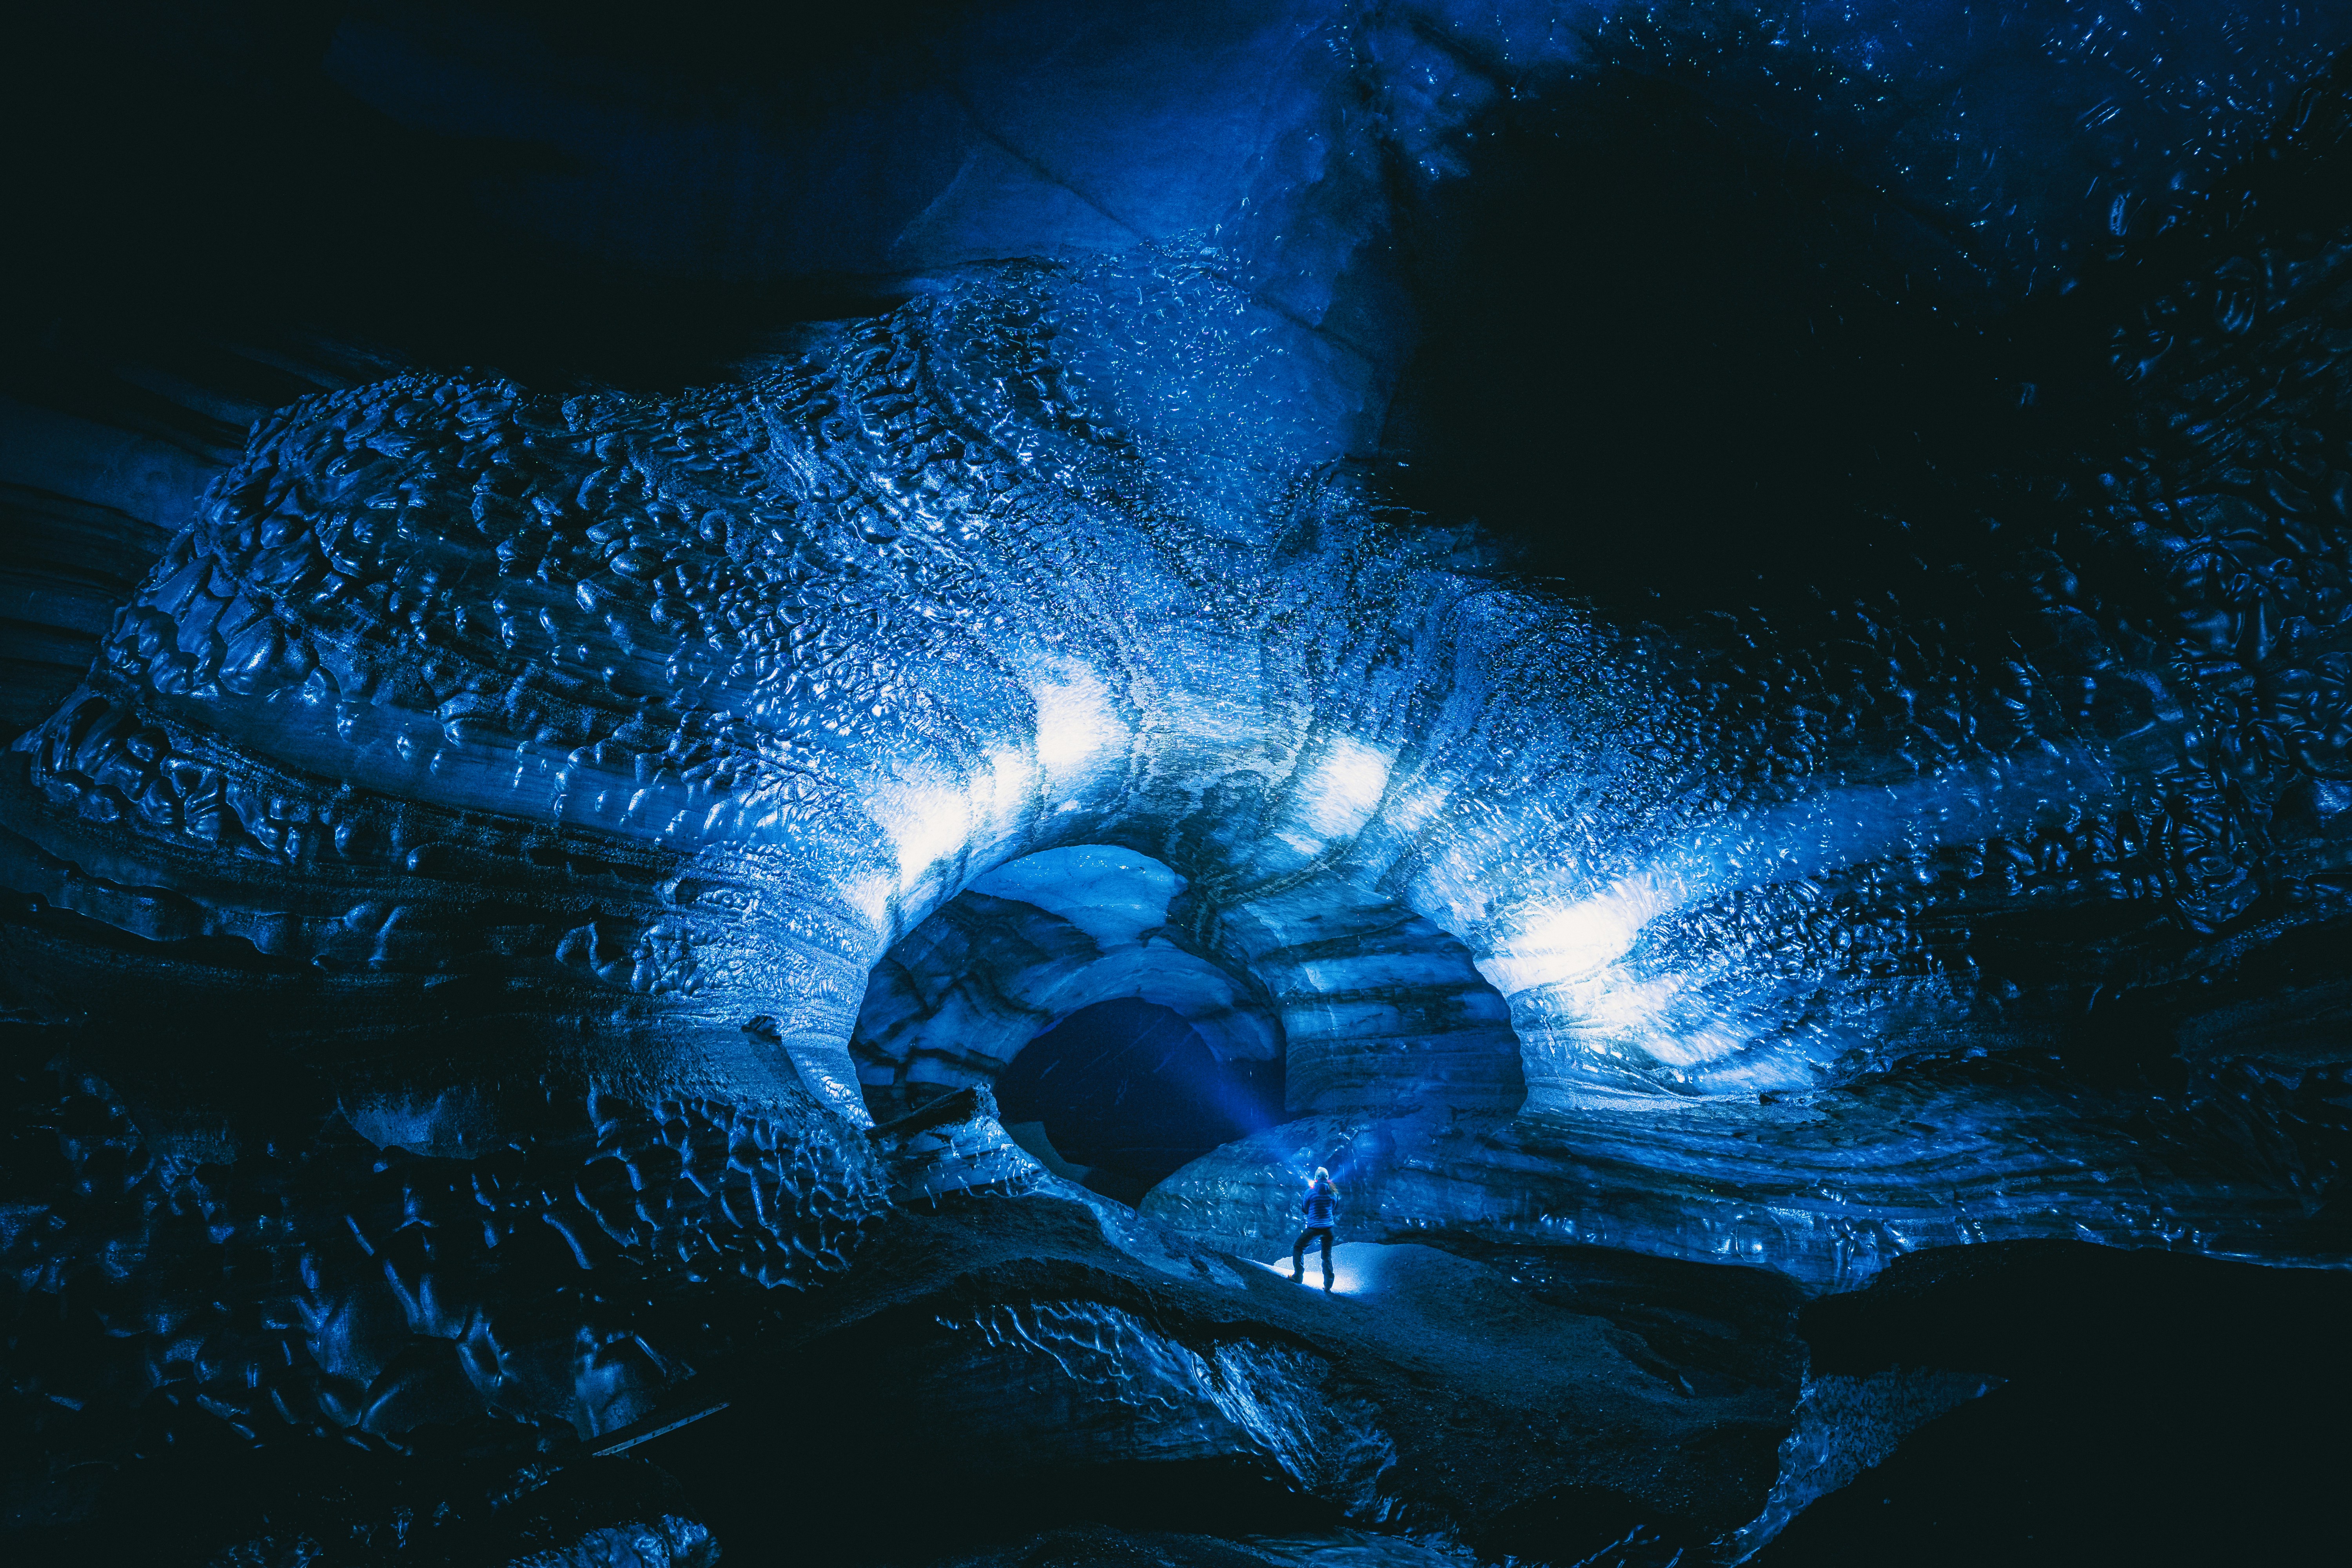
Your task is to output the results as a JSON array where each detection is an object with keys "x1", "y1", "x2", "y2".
[{"x1": 5, "y1": 2, "x2": 2350, "y2": 1563}]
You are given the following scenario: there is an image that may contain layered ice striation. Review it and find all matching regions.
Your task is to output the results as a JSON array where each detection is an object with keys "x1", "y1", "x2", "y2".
[
  {"x1": 853, "y1": 843, "x2": 1519, "y2": 1127},
  {"x1": 851, "y1": 846, "x2": 1285, "y2": 1122}
]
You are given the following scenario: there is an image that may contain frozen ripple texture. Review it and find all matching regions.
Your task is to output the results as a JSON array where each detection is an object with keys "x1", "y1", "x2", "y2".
[{"x1": 6, "y1": 210, "x2": 2351, "y2": 1283}]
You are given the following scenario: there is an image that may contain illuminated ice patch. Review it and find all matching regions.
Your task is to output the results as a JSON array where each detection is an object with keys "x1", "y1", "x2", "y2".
[
  {"x1": 843, "y1": 873, "x2": 895, "y2": 931},
  {"x1": 1032, "y1": 671, "x2": 1125, "y2": 782},
  {"x1": 972, "y1": 844, "x2": 1186, "y2": 947},
  {"x1": 876, "y1": 777, "x2": 974, "y2": 894},
  {"x1": 1480, "y1": 879, "x2": 1671, "y2": 996},
  {"x1": 1289, "y1": 738, "x2": 1392, "y2": 844}
]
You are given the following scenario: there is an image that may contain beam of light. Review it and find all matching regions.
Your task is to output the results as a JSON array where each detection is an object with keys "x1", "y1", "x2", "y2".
[
  {"x1": 1281, "y1": 736, "x2": 1393, "y2": 850},
  {"x1": 1469, "y1": 744, "x2": 2132, "y2": 1078},
  {"x1": 1479, "y1": 876, "x2": 1673, "y2": 996},
  {"x1": 1249, "y1": 1254, "x2": 1370, "y2": 1296},
  {"x1": 1031, "y1": 669, "x2": 1124, "y2": 784}
]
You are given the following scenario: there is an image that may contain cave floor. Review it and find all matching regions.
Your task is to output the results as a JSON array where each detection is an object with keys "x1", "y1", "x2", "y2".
[
  {"x1": 637, "y1": 1186, "x2": 1806, "y2": 1565},
  {"x1": 623, "y1": 1187, "x2": 2352, "y2": 1566},
  {"x1": 16, "y1": 1172, "x2": 2348, "y2": 1565}
]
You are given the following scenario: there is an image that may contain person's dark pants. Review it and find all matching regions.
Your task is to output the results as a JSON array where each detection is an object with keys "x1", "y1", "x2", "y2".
[{"x1": 1292, "y1": 1226, "x2": 1334, "y2": 1286}]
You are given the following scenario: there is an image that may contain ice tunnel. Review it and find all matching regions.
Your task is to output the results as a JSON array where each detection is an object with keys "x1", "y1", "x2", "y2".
[
  {"x1": 6, "y1": 2, "x2": 2352, "y2": 1564},
  {"x1": 851, "y1": 841, "x2": 1522, "y2": 1199}
]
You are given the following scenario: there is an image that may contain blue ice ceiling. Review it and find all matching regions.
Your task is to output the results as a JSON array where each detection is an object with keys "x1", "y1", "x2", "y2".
[{"x1": 5, "y1": 4, "x2": 2352, "y2": 1554}]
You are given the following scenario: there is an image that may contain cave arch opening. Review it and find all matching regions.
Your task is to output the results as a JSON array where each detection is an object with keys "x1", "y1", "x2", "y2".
[
  {"x1": 851, "y1": 839, "x2": 1529, "y2": 1206},
  {"x1": 849, "y1": 844, "x2": 1291, "y2": 1187},
  {"x1": 993, "y1": 996, "x2": 1284, "y2": 1206}
]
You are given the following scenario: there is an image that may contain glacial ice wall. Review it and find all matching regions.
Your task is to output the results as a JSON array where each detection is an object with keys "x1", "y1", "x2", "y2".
[
  {"x1": 5, "y1": 16, "x2": 2351, "y2": 1504},
  {"x1": 6, "y1": 2, "x2": 2352, "y2": 1559},
  {"x1": 851, "y1": 842, "x2": 1524, "y2": 1124},
  {"x1": 5, "y1": 214, "x2": 2347, "y2": 1285},
  {"x1": 0, "y1": 250, "x2": 2203, "y2": 1103}
]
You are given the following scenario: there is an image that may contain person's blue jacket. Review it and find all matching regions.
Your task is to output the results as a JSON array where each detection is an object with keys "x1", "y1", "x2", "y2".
[{"x1": 1301, "y1": 1179, "x2": 1337, "y2": 1229}]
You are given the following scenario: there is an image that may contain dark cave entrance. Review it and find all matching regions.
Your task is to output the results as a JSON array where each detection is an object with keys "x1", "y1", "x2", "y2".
[
  {"x1": 1379, "y1": 63, "x2": 2068, "y2": 621},
  {"x1": 993, "y1": 998, "x2": 1284, "y2": 1207},
  {"x1": 849, "y1": 844, "x2": 1293, "y2": 1200}
]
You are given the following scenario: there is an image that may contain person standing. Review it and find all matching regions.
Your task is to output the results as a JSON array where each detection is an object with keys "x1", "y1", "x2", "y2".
[{"x1": 1291, "y1": 1167, "x2": 1339, "y2": 1291}]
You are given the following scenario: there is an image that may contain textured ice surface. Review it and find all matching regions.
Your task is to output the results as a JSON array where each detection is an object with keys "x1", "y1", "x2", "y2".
[
  {"x1": 8, "y1": 219, "x2": 2349, "y2": 1279},
  {"x1": 0, "y1": 1063, "x2": 885, "y2": 1451},
  {"x1": 927, "y1": 1297, "x2": 1396, "y2": 1511},
  {"x1": 507, "y1": 1517, "x2": 717, "y2": 1568},
  {"x1": 7, "y1": 3, "x2": 2352, "y2": 1558}
]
